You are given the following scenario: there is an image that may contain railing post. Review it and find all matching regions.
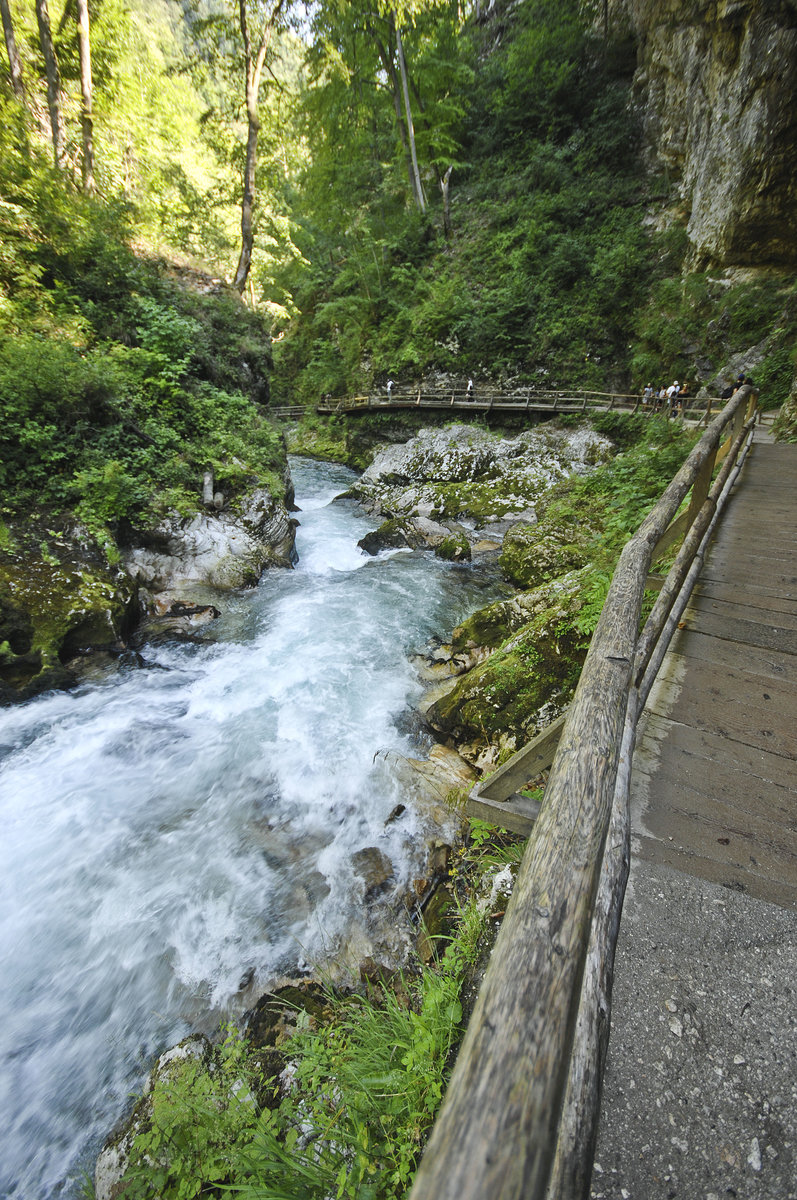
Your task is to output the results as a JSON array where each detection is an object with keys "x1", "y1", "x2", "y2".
[{"x1": 685, "y1": 448, "x2": 715, "y2": 529}]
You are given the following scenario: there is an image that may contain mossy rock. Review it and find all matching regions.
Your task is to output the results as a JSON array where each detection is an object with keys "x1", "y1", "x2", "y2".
[
  {"x1": 245, "y1": 980, "x2": 333, "y2": 1049},
  {"x1": 499, "y1": 520, "x2": 589, "y2": 589},
  {"x1": 450, "y1": 568, "x2": 586, "y2": 658},
  {"x1": 436, "y1": 533, "x2": 471, "y2": 562},
  {"x1": 358, "y1": 518, "x2": 413, "y2": 554},
  {"x1": 0, "y1": 555, "x2": 137, "y2": 700},
  {"x1": 427, "y1": 574, "x2": 588, "y2": 761},
  {"x1": 772, "y1": 388, "x2": 797, "y2": 441}
]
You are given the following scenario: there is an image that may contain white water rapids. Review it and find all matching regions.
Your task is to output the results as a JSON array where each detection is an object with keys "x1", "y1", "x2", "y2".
[{"x1": 0, "y1": 457, "x2": 503, "y2": 1199}]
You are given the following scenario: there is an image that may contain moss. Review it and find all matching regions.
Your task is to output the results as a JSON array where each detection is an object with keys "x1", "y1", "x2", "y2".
[
  {"x1": 358, "y1": 518, "x2": 413, "y2": 555},
  {"x1": 430, "y1": 480, "x2": 523, "y2": 521},
  {"x1": 0, "y1": 552, "x2": 137, "y2": 698},
  {"x1": 450, "y1": 598, "x2": 518, "y2": 654},
  {"x1": 428, "y1": 576, "x2": 588, "y2": 755},
  {"x1": 436, "y1": 534, "x2": 471, "y2": 562},
  {"x1": 499, "y1": 520, "x2": 589, "y2": 589}
]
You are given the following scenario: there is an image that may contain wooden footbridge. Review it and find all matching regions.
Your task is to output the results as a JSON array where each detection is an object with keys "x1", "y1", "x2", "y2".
[
  {"x1": 407, "y1": 387, "x2": 797, "y2": 1199},
  {"x1": 313, "y1": 386, "x2": 719, "y2": 422}
]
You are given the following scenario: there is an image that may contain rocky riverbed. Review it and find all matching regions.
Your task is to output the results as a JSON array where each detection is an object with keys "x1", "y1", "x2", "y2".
[{"x1": 88, "y1": 418, "x2": 623, "y2": 1194}]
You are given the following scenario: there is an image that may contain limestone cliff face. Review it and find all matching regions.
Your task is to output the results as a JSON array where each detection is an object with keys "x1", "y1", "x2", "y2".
[{"x1": 611, "y1": 0, "x2": 797, "y2": 267}]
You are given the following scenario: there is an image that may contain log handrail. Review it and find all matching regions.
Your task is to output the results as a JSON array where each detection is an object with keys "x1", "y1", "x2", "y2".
[{"x1": 408, "y1": 386, "x2": 758, "y2": 1200}]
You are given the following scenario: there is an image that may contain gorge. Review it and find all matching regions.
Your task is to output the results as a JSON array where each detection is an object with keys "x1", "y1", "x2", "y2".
[{"x1": 1, "y1": 0, "x2": 796, "y2": 1195}]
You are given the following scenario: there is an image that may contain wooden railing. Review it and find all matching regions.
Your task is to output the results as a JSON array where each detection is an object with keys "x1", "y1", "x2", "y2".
[
  {"x1": 268, "y1": 404, "x2": 306, "y2": 420},
  {"x1": 408, "y1": 386, "x2": 759, "y2": 1200},
  {"x1": 316, "y1": 388, "x2": 722, "y2": 422}
]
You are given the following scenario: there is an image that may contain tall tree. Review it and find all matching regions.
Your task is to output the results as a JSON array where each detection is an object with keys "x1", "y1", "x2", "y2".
[
  {"x1": 76, "y1": 0, "x2": 95, "y2": 191},
  {"x1": 232, "y1": 0, "x2": 287, "y2": 293},
  {"x1": 0, "y1": 0, "x2": 24, "y2": 100},
  {"x1": 35, "y1": 0, "x2": 65, "y2": 165},
  {"x1": 365, "y1": 7, "x2": 425, "y2": 212},
  {"x1": 394, "y1": 15, "x2": 425, "y2": 211}
]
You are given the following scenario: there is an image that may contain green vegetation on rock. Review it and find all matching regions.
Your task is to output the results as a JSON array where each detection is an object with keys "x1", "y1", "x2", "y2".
[
  {"x1": 102, "y1": 871, "x2": 498, "y2": 1200},
  {"x1": 426, "y1": 415, "x2": 700, "y2": 765}
]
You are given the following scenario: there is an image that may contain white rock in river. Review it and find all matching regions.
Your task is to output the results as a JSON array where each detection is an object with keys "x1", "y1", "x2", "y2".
[
  {"x1": 123, "y1": 488, "x2": 297, "y2": 592},
  {"x1": 351, "y1": 423, "x2": 611, "y2": 530}
]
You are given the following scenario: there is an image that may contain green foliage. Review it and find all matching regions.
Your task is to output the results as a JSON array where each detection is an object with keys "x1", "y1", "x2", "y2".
[
  {"x1": 117, "y1": 898, "x2": 488, "y2": 1200},
  {"x1": 464, "y1": 820, "x2": 527, "y2": 869},
  {"x1": 542, "y1": 417, "x2": 698, "y2": 636},
  {"x1": 273, "y1": 0, "x2": 650, "y2": 402},
  {"x1": 0, "y1": 112, "x2": 284, "y2": 541},
  {"x1": 123, "y1": 1031, "x2": 262, "y2": 1200},
  {"x1": 631, "y1": 273, "x2": 797, "y2": 396},
  {"x1": 544, "y1": 416, "x2": 698, "y2": 550},
  {"x1": 572, "y1": 567, "x2": 613, "y2": 636}
]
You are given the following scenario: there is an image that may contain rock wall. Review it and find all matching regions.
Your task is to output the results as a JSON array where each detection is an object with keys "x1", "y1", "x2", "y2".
[{"x1": 611, "y1": 0, "x2": 797, "y2": 268}]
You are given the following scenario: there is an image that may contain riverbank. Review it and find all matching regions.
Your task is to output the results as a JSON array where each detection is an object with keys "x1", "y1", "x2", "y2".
[{"x1": 87, "y1": 413, "x2": 706, "y2": 1197}]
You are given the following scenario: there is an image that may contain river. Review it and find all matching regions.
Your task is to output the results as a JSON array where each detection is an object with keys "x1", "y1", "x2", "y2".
[{"x1": 0, "y1": 457, "x2": 503, "y2": 1199}]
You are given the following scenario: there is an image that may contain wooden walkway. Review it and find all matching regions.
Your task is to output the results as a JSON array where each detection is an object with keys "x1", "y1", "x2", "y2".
[
  {"x1": 629, "y1": 428, "x2": 797, "y2": 908},
  {"x1": 592, "y1": 425, "x2": 797, "y2": 1199}
]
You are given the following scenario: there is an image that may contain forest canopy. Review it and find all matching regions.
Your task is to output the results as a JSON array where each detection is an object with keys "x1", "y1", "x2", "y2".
[{"x1": 1, "y1": 0, "x2": 795, "y2": 540}]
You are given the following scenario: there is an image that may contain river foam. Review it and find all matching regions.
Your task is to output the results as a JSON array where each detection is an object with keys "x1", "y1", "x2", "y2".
[{"x1": 0, "y1": 457, "x2": 501, "y2": 1198}]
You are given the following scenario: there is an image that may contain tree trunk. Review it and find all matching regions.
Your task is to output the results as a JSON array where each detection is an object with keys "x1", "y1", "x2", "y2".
[
  {"x1": 233, "y1": 91, "x2": 260, "y2": 293},
  {"x1": 232, "y1": 0, "x2": 283, "y2": 295},
  {"x1": 372, "y1": 31, "x2": 415, "y2": 199},
  {"x1": 440, "y1": 165, "x2": 453, "y2": 237},
  {"x1": 76, "y1": 0, "x2": 95, "y2": 192},
  {"x1": 0, "y1": 0, "x2": 24, "y2": 100},
  {"x1": 394, "y1": 18, "x2": 425, "y2": 212},
  {"x1": 35, "y1": 0, "x2": 65, "y2": 166}
]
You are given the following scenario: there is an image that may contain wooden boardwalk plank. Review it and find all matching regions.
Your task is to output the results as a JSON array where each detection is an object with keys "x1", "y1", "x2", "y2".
[
  {"x1": 644, "y1": 657, "x2": 797, "y2": 758},
  {"x1": 629, "y1": 835, "x2": 797, "y2": 909},
  {"x1": 698, "y1": 556, "x2": 797, "y2": 586},
  {"x1": 667, "y1": 626, "x2": 797, "y2": 685},
  {"x1": 632, "y1": 749, "x2": 797, "y2": 867},
  {"x1": 693, "y1": 577, "x2": 797, "y2": 612},
  {"x1": 631, "y1": 437, "x2": 797, "y2": 910},
  {"x1": 675, "y1": 608, "x2": 797, "y2": 654},
  {"x1": 636, "y1": 710, "x2": 797, "y2": 794},
  {"x1": 688, "y1": 593, "x2": 797, "y2": 631}
]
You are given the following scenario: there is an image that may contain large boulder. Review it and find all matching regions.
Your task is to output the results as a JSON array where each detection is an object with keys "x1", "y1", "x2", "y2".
[
  {"x1": 349, "y1": 423, "x2": 611, "y2": 555},
  {"x1": 419, "y1": 570, "x2": 589, "y2": 771},
  {"x1": 123, "y1": 488, "x2": 297, "y2": 593},
  {"x1": 499, "y1": 519, "x2": 590, "y2": 590},
  {"x1": 0, "y1": 553, "x2": 138, "y2": 702}
]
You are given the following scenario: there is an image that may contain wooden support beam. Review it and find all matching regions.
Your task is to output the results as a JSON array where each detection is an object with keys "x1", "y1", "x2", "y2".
[
  {"x1": 466, "y1": 790, "x2": 542, "y2": 837},
  {"x1": 475, "y1": 714, "x2": 566, "y2": 803}
]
